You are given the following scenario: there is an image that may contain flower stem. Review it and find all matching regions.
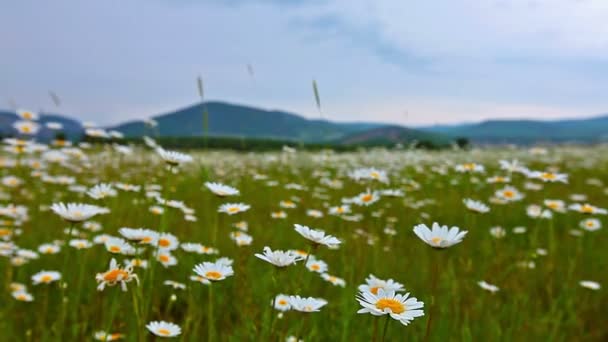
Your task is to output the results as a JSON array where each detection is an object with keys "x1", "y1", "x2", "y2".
[{"x1": 381, "y1": 316, "x2": 390, "y2": 342}]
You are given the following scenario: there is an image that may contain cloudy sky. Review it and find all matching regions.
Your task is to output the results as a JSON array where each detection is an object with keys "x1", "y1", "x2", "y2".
[{"x1": 2, "y1": 0, "x2": 608, "y2": 126}]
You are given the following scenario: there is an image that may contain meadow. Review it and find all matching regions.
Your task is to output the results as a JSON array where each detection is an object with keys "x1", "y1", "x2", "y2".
[{"x1": 1, "y1": 135, "x2": 607, "y2": 341}]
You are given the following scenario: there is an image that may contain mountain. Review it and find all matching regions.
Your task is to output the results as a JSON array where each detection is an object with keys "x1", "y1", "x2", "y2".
[
  {"x1": 421, "y1": 115, "x2": 608, "y2": 144},
  {"x1": 0, "y1": 111, "x2": 84, "y2": 141},
  {"x1": 337, "y1": 125, "x2": 449, "y2": 146},
  {"x1": 111, "y1": 101, "x2": 387, "y2": 142}
]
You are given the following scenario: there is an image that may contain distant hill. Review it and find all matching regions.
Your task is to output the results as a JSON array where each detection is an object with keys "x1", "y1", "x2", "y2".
[
  {"x1": 337, "y1": 125, "x2": 449, "y2": 146},
  {"x1": 110, "y1": 101, "x2": 387, "y2": 142},
  {"x1": 0, "y1": 111, "x2": 84, "y2": 141},
  {"x1": 421, "y1": 115, "x2": 608, "y2": 144}
]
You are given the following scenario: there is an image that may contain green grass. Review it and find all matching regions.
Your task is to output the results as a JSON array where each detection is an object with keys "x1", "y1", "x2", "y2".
[{"x1": 1, "y1": 145, "x2": 607, "y2": 341}]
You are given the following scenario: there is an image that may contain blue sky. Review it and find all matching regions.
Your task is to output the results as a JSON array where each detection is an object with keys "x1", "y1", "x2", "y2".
[{"x1": 1, "y1": 0, "x2": 608, "y2": 126}]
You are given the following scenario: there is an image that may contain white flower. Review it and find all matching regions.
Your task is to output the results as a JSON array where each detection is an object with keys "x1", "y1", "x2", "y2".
[
  {"x1": 463, "y1": 198, "x2": 490, "y2": 213},
  {"x1": 413, "y1": 222, "x2": 467, "y2": 248},
  {"x1": 349, "y1": 168, "x2": 389, "y2": 183},
  {"x1": 580, "y1": 218, "x2": 601, "y2": 231},
  {"x1": 205, "y1": 182, "x2": 240, "y2": 196},
  {"x1": 478, "y1": 280, "x2": 499, "y2": 293},
  {"x1": 218, "y1": 203, "x2": 250, "y2": 215},
  {"x1": 104, "y1": 237, "x2": 136, "y2": 255},
  {"x1": 32, "y1": 271, "x2": 61, "y2": 285},
  {"x1": 193, "y1": 260, "x2": 234, "y2": 281},
  {"x1": 146, "y1": 321, "x2": 181, "y2": 338},
  {"x1": 579, "y1": 280, "x2": 601, "y2": 290},
  {"x1": 495, "y1": 186, "x2": 524, "y2": 202},
  {"x1": 527, "y1": 171, "x2": 568, "y2": 183},
  {"x1": 13, "y1": 120, "x2": 40, "y2": 135},
  {"x1": 16, "y1": 109, "x2": 39, "y2": 121},
  {"x1": 87, "y1": 183, "x2": 117, "y2": 200},
  {"x1": 294, "y1": 224, "x2": 341, "y2": 248},
  {"x1": 352, "y1": 190, "x2": 380, "y2": 206},
  {"x1": 306, "y1": 257, "x2": 328, "y2": 273},
  {"x1": 357, "y1": 288, "x2": 424, "y2": 326},
  {"x1": 321, "y1": 273, "x2": 346, "y2": 287},
  {"x1": 489, "y1": 226, "x2": 506, "y2": 238},
  {"x1": 50, "y1": 202, "x2": 106, "y2": 222},
  {"x1": 288, "y1": 295, "x2": 328, "y2": 312},
  {"x1": 96, "y1": 258, "x2": 139, "y2": 291},
  {"x1": 118, "y1": 228, "x2": 159, "y2": 245},
  {"x1": 69, "y1": 239, "x2": 93, "y2": 249},
  {"x1": 255, "y1": 246, "x2": 303, "y2": 267},
  {"x1": 569, "y1": 203, "x2": 607, "y2": 215},
  {"x1": 156, "y1": 148, "x2": 192, "y2": 166},
  {"x1": 455, "y1": 163, "x2": 484, "y2": 173},
  {"x1": 273, "y1": 294, "x2": 292, "y2": 311},
  {"x1": 358, "y1": 274, "x2": 404, "y2": 294}
]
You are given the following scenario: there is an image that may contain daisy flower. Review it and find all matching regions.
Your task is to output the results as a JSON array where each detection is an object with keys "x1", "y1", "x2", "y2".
[
  {"x1": 205, "y1": 182, "x2": 239, "y2": 196},
  {"x1": 50, "y1": 202, "x2": 106, "y2": 222},
  {"x1": 279, "y1": 200, "x2": 297, "y2": 209},
  {"x1": 156, "y1": 148, "x2": 192, "y2": 166},
  {"x1": 352, "y1": 190, "x2": 380, "y2": 206},
  {"x1": 357, "y1": 288, "x2": 424, "y2": 326},
  {"x1": 119, "y1": 228, "x2": 159, "y2": 245},
  {"x1": 218, "y1": 203, "x2": 250, "y2": 215},
  {"x1": 193, "y1": 260, "x2": 234, "y2": 281},
  {"x1": 544, "y1": 199, "x2": 566, "y2": 212},
  {"x1": 69, "y1": 239, "x2": 93, "y2": 249},
  {"x1": 38, "y1": 243, "x2": 61, "y2": 254},
  {"x1": 489, "y1": 226, "x2": 506, "y2": 238},
  {"x1": 274, "y1": 294, "x2": 292, "y2": 311},
  {"x1": 156, "y1": 233, "x2": 179, "y2": 250},
  {"x1": 329, "y1": 205, "x2": 351, "y2": 216},
  {"x1": 181, "y1": 243, "x2": 218, "y2": 255},
  {"x1": 579, "y1": 280, "x2": 601, "y2": 290},
  {"x1": 306, "y1": 209, "x2": 324, "y2": 218},
  {"x1": 413, "y1": 222, "x2": 467, "y2": 249},
  {"x1": 104, "y1": 237, "x2": 136, "y2": 255},
  {"x1": 321, "y1": 273, "x2": 346, "y2": 287},
  {"x1": 569, "y1": 203, "x2": 607, "y2": 215},
  {"x1": 13, "y1": 120, "x2": 40, "y2": 135},
  {"x1": 358, "y1": 274, "x2": 404, "y2": 295},
  {"x1": 463, "y1": 199, "x2": 490, "y2": 213},
  {"x1": 164, "y1": 280, "x2": 186, "y2": 290},
  {"x1": 255, "y1": 246, "x2": 303, "y2": 267},
  {"x1": 156, "y1": 251, "x2": 178, "y2": 267},
  {"x1": 528, "y1": 171, "x2": 568, "y2": 183},
  {"x1": 306, "y1": 257, "x2": 328, "y2": 273},
  {"x1": 93, "y1": 331, "x2": 125, "y2": 341},
  {"x1": 17, "y1": 109, "x2": 39, "y2": 121},
  {"x1": 32, "y1": 270, "x2": 61, "y2": 285},
  {"x1": 146, "y1": 321, "x2": 181, "y2": 338},
  {"x1": 580, "y1": 218, "x2": 601, "y2": 232},
  {"x1": 455, "y1": 163, "x2": 484, "y2": 173},
  {"x1": 495, "y1": 186, "x2": 524, "y2": 202},
  {"x1": 231, "y1": 231, "x2": 253, "y2": 246},
  {"x1": 96, "y1": 258, "x2": 139, "y2": 291},
  {"x1": 87, "y1": 183, "x2": 117, "y2": 200},
  {"x1": 478, "y1": 280, "x2": 500, "y2": 293},
  {"x1": 288, "y1": 296, "x2": 328, "y2": 312},
  {"x1": 294, "y1": 224, "x2": 341, "y2": 248},
  {"x1": 12, "y1": 290, "x2": 34, "y2": 302}
]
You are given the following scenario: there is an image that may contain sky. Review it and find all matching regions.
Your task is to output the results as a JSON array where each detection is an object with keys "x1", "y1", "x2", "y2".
[{"x1": 2, "y1": 0, "x2": 608, "y2": 126}]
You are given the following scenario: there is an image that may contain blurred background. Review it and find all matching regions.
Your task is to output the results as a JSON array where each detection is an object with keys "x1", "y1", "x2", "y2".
[{"x1": 2, "y1": 0, "x2": 608, "y2": 148}]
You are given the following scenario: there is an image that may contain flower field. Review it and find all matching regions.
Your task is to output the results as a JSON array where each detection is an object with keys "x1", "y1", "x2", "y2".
[{"x1": 1, "y1": 132, "x2": 607, "y2": 340}]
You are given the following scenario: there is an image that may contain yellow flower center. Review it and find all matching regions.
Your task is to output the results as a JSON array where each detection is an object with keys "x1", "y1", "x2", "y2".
[
  {"x1": 541, "y1": 173, "x2": 556, "y2": 180},
  {"x1": 370, "y1": 286, "x2": 380, "y2": 295},
  {"x1": 431, "y1": 237, "x2": 443, "y2": 246},
  {"x1": 158, "y1": 238, "x2": 170, "y2": 248},
  {"x1": 159, "y1": 255, "x2": 170, "y2": 263},
  {"x1": 375, "y1": 298, "x2": 406, "y2": 314},
  {"x1": 310, "y1": 264, "x2": 320, "y2": 271},
  {"x1": 22, "y1": 126, "x2": 32, "y2": 133},
  {"x1": 581, "y1": 205, "x2": 594, "y2": 213},
  {"x1": 205, "y1": 271, "x2": 222, "y2": 280},
  {"x1": 40, "y1": 275, "x2": 53, "y2": 283},
  {"x1": 227, "y1": 207, "x2": 239, "y2": 214},
  {"x1": 503, "y1": 191, "x2": 514, "y2": 198},
  {"x1": 157, "y1": 328, "x2": 171, "y2": 336},
  {"x1": 103, "y1": 269, "x2": 129, "y2": 282},
  {"x1": 278, "y1": 299, "x2": 288, "y2": 305},
  {"x1": 109, "y1": 246, "x2": 121, "y2": 253},
  {"x1": 361, "y1": 194, "x2": 373, "y2": 202}
]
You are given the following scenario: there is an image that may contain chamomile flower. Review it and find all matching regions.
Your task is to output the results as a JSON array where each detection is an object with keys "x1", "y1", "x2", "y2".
[
  {"x1": 104, "y1": 237, "x2": 136, "y2": 255},
  {"x1": 294, "y1": 224, "x2": 341, "y2": 248},
  {"x1": 357, "y1": 288, "x2": 424, "y2": 326},
  {"x1": 50, "y1": 202, "x2": 106, "y2": 222},
  {"x1": 358, "y1": 274, "x2": 405, "y2": 294},
  {"x1": 69, "y1": 239, "x2": 93, "y2": 249},
  {"x1": 455, "y1": 163, "x2": 484, "y2": 173},
  {"x1": 96, "y1": 258, "x2": 139, "y2": 291},
  {"x1": 495, "y1": 186, "x2": 524, "y2": 202},
  {"x1": 181, "y1": 243, "x2": 218, "y2": 255},
  {"x1": 352, "y1": 190, "x2": 380, "y2": 206},
  {"x1": 544, "y1": 199, "x2": 566, "y2": 212},
  {"x1": 32, "y1": 270, "x2": 61, "y2": 285},
  {"x1": 218, "y1": 203, "x2": 250, "y2": 215},
  {"x1": 306, "y1": 257, "x2": 328, "y2": 273},
  {"x1": 478, "y1": 280, "x2": 500, "y2": 293},
  {"x1": 17, "y1": 109, "x2": 39, "y2": 121},
  {"x1": 205, "y1": 182, "x2": 239, "y2": 196},
  {"x1": 321, "y1": 273, "x2": 346, "y2": 287},
  {"x1": 93, "y1": 331, "x2": 125, "y2": 341},
  {"x1": 329, "y1": 205, "x2": 350, "y2": 216},
  {"x1": 193, "y1": 260, "x2": 234, "y2": 281},
  {"x1": 12, "y1": 290, "x2": 34, "y2": 302},
  {"x1": 463, "y1": 199, "x2": 490, "y2": 213},
  {"x1": 579, "y1": 280, "x2": 601, "y2": 290},
  {"x1": 528, "y1": 171, "x2": 568, "y2": 183},
  {"x1": 146, "y1": 321, "x2": 181, "y2": 338},
  {"x1": 413, "y1": 222, "x2": 467, "y2": 249},
  {"x1": 306, "y1": 209, "x2": 324, "y2": 218},
  {"x1": 119, "y1": 228, "x2": 159, "y2": 245},
  {"x1": 255, "y1": 246, "x2": 303, "y2": 267},
  {"x1": 288, "y1": 296, "x2": 328, "y2": 312},
  {"x1": 13, "y1": 120, "x2": 40, "y2": 135},
  {"x1": 274, "y1": 294, "x2": 292, "y2": 311},
  {"x1": 156, "y1": 251, "x2": 178, "y2": 267},
  {"x1": 580, "y1": 218, "x2": 601, "y2": 231},
  {"x1": 87, "y1": 183, "x2": 117, "y2": 200},
  {"x1": 156, "y1": 148, "x2": 192, "y2": 166},
  {"x1": 156, "y1": 233, "x2": 179, "y2": 250},
  {"x1": 38, "y1": 243, "x2": 61, "y2": 254},
  {"x1": 569, "y1": 203, "x2": 607, "y2": 215}
]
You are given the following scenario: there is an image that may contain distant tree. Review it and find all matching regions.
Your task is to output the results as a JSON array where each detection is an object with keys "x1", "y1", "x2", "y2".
[{"x1": 455, "y1": 137, "x2": 470, "y2": 149}]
